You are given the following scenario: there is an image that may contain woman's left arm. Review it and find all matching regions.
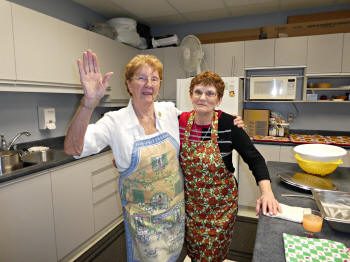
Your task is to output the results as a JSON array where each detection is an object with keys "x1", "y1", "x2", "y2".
[{"x1": 256, "y1": 180, "x2": 281, "y2": 216}]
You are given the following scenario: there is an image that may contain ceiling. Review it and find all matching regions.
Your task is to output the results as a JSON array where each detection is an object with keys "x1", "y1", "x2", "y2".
[{"x1": 72, "y1": 0, "x2": 350, "y2": 27}]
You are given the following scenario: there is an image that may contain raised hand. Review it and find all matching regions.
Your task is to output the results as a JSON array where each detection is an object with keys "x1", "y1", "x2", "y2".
[{"x1": 77, "y1": 50, "x2": 113, "y2": 108}]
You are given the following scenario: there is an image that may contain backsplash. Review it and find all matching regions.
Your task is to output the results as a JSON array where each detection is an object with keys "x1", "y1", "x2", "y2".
[
  {"x1": 244, "y1": 102, "x2": 350, "y2": 132},
  {"x1": 0, "y1": 92, "x2": 118, "y2": 143}
]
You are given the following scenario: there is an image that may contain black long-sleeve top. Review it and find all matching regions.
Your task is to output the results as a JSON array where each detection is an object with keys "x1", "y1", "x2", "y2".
[{"x1": 179, "y1": 110, "x2": 270, "y2": 183}]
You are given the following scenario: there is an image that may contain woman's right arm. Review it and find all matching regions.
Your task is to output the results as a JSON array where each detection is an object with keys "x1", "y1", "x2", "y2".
[{"x1": 64, "y1": 50, "x2": 113, "y2": 156}]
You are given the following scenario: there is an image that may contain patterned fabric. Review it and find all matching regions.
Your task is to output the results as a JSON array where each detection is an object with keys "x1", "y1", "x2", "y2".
[
  {"x1": 119, "y1": 132, "x2": 185, "y2": 262},
  {"x1": 283, "y1": 233, "x2": 350, "y2": 262},
  {"x1": 180, "y1": 111, "x2": 238, "y2": 262}
]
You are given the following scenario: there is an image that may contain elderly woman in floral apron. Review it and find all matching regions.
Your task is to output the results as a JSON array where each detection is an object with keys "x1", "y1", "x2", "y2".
[
  {"x1": 64, "y1": 50, "x2": 185, "y2": 262},
  {"x1": 179, "y1": 71, "x2": 280, "y2": 261}
]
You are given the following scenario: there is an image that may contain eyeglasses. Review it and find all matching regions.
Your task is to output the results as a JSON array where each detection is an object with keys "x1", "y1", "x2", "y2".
[
  {"x1": 192, "y1": 89, "x2": 217, "y2": 98},
  {"x1": 132, "y1": 75, "x2": 161, "y2": 85}
]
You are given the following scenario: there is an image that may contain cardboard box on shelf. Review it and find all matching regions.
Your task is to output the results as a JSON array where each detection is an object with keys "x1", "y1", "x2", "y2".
[
  {"x1": 196, "y1": 16, "x2": 350, "y2": 44},
  {"x1": 196, "y1": 27, "x2": 261, "y2": 44},
  {"x1": 243, "y1": 109, "x2": 270, "y2": 137},
  {"x1": 276, "y1": 18, "x2": 350, "y2": 37}
]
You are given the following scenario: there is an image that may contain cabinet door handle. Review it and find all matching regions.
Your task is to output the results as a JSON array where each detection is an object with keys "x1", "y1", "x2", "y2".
[{"x1": 231, "y1": 56, "x2": 236, "y2": 76}]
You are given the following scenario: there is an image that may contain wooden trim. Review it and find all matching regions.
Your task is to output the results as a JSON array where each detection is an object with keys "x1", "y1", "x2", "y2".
[{"x1": 287, "y1": 10, "x2": 350, "y2": 24}]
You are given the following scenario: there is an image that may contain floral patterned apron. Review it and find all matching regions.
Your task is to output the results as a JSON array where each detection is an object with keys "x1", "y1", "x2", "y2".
[
  {"x1": 119, "y1": 132, "x2": 185, "y2": 262},
  {"x1": 180, "y1": 112, "x2": 238, "y2": 262}
]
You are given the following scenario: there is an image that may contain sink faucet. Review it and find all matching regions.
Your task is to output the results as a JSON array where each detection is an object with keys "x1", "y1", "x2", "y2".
[{"x1": 0, "y1": 131, "x2": 31, "y2": 151}]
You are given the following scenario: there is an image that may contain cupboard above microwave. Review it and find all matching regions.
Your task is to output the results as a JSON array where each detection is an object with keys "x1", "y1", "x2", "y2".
[{"x1": 249, "y1": 76, "x2": 297, "y2": 100}]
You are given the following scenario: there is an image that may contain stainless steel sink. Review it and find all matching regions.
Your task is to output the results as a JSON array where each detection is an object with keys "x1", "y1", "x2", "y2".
[{"x1": 21, "y1": 149, "x2": 70, "y2": 164}]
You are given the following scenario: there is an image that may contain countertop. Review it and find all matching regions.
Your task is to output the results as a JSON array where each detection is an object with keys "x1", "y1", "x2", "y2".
[
  {"x1": 0, "y1": 136, "x2": 109, "y2": 184},
  {"x1": 252, "y1": 161, "x2": 350, "y2": 262}
]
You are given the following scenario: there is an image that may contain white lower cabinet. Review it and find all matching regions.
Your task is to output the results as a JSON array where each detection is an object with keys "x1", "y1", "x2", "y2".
[
  {"x1": 238, "y1": 144, "x2": 280, "y2": 208},
  {"x1": 0, "y1": 173, "x2": 57, "y2": 262},
  {"x1": 90, "y1": 153, "x2": 122, "y2": 233},
  {"x1": 343, "y1": 150, "x2": 350, "y2": 168},
  {"x1": 51, "y1": 159, "x2": 95, "y2": 260},
  {"x1": 279, "y1": 145, "x2": 296, "y2": 163}
]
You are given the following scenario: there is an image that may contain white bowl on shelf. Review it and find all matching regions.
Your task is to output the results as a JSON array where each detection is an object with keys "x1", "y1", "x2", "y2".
[{"x1": 293, "y1": 143, "x2": 347, "y2": 162}]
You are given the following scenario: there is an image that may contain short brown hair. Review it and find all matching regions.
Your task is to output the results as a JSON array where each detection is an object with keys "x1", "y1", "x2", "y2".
[
  {"x1": 189, "y1": 71, "x2": 225, "y2": 99},
  {"x1": 124, "y1": 54, "x2": 163, "y2": 96}
]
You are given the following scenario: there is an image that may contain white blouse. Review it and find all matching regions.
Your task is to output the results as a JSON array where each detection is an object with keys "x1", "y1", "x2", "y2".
[{"x1": 78, "y1": 100, "x2": 180, "y2": 172}]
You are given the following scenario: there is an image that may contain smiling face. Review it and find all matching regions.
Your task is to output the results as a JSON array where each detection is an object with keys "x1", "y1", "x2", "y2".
[
  {"x1": 126, "y1": 64, "x2": 161, "y2": 104},
  {"x1": 190, "y1": 84, "x2": 221, "y2": 114},
  {"x1": 189, "y1": 71, "x2": 225, "y2": 115}
]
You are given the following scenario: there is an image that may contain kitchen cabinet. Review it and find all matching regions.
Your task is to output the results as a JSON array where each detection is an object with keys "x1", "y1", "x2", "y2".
[
  {"x1": 143, "y1": 47, "x2": 186, "y2": 101},
  {"x1": 279, "y1": 145, "x2": 296, "y2": 163},
  {"x1": 0, "y1": 0, "x2": 16, "y2": 81},
  {"x1": 238, "y1": 144, "x2": 280, "y2": 208},
  {"x1": 0, "y1": 173, "x2": 57, "y2": 262},
  {"x1": 12, "y1": 3, "x2": 88, "y2": 89},
  {"x1": 214, "y1": 41, "x2": 244, "y2": 77},
  {"x1": 341, "y1": 33, "x2": 350, "y2": 73},
  {"x1": 306, "y1": 33, "x2": 343, "y2": 75},
  {"x1": 88, "y1": 32, "x2": 135, "y2": 102},
  {"x1": 275, "y1": 36, "x2": 307, "y2": 67},
  {"x1": 244, "y1": 39, "x2": 275, "y2": 68},
  {"x1": 90, "y1": 153, "x2": 122, "y2": 233},
  {"x1": 244, "y1": 36, "x2": 307, "y2": 70},
  {"x1": 343, "y1": 150, "x2": 350, "y2": 168},
  {"x1": 143, "y1": 48, "x2": 166, "y2": 99},
  {"x1": 51, "y1": 160, "x2": 95, "y2": 260},
  {"x1": 202, "y1": 43, "x2": 215, "y2": 71},
  {"x1": 163, "y1": 46, "x2": 186, "y2": 100}
]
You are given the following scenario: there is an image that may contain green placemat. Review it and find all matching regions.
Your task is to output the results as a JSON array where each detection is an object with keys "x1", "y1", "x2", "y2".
[{"x1": 283, "y1": 233, "x2": 350, "y2": 262}]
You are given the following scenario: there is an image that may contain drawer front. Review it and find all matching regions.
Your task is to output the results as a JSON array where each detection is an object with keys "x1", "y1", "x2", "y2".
[{"x1": 91, "y1": 153, "x2": 122, "y2": 233}]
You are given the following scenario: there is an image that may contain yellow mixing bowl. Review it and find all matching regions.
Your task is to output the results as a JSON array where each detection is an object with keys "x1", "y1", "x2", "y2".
[{"x1": 294, "y1": 154, "x2": 343, "y2": 176}]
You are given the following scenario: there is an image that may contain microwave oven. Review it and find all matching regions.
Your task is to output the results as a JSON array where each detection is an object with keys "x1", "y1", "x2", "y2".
[{"x1": 249, "y1": 76, "x2": 297, "y2": 100}]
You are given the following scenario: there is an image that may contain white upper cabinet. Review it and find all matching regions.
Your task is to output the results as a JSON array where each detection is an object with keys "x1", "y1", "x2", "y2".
[
  {"x1": 244, "y1": 39, "x2": 275, "y2": 68},
  {"x1": 341, "y1": 33, "x2": 350, "y2": 73},
  {"x1": 275, "y1": 36, "x2": 307, "y2": 67},
  {"x1": 143, "y1": 48, "x2": 166, "y2": 100},
  {"x1": 88, "y1": 32, "x2": 135, "y2": 101},
  {"x1": 214, "y1": 41, "x2": 244, "y2": 77},
  {"x1": 163, "y1": 46, "x2": 186, "y2": 100},
  {"x1": 202, "y1": 43, "x2": 215, "y2": 72},
  {"x1": 306, "y1": 33, "x2": 343, "y2": 74},
  {"x1": 0, "y1": 0, "x2": 16, "y2": 81},
  {"x1": 0, "y1": 174, "x2": 57, "y2": 262},
  {"x1": 12, "y1": 3, "x2": 88, "y2": 86}
]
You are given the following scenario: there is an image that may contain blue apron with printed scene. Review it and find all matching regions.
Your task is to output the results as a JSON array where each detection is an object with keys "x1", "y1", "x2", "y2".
[{"x1": 119, "y1": 132, "x2": 185, "y2": 262}]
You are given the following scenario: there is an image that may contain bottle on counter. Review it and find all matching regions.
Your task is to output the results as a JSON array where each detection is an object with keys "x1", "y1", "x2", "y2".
[
  {"x1": 277, "y1": 124, "x2": 284, "y2": 137},
  {"x1": 269, "y1": 125, "x2": 277, "y2": 136},
  {"x1": 281, "y1": 123, "x2": 290, "y2": 137}
]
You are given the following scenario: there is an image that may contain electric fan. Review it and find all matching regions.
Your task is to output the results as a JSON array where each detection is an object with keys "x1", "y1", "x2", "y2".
[{"x1": 179, "y1": 35, "x2": 204, "y2": 76}]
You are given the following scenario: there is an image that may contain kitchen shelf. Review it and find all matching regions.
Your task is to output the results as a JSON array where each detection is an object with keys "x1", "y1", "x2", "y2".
[
  {"x1": 306, "y1": 73, "x2": 350, "y2": 77},
  {"x1": 307, "y1": 87, "x2": 350, "y2": 91},
  {"x1": 244, "y1": 100, "x2": 305, "y2": 103},
  {"x1": 245, "y1": 100, "x2": 350, "y2": 103},
  {"x1": 305, "y1": 100, "x2": 350, "y2": 103}
]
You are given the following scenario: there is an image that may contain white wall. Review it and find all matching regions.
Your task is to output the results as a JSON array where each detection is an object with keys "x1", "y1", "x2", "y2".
[{"x1": 0, "y1": 92, "x2": 113, "y2": 143}]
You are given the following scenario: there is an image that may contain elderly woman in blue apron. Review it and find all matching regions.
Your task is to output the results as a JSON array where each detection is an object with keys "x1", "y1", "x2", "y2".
[
  {"x1": 179, "y1": 71, "x2": 280, "y2": 261},
  {"x1": 64, "y1": 50, "x2": 185, "y2": 262}
]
